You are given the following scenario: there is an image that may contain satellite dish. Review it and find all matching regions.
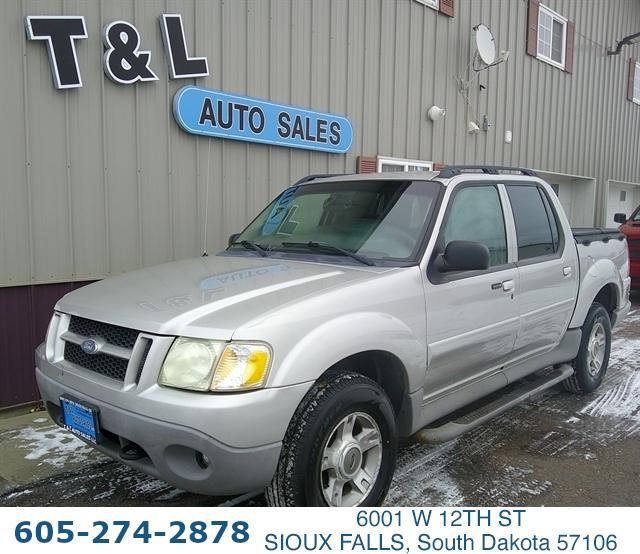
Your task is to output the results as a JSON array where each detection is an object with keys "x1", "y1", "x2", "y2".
[{"x1": 475, "y1": 24, "x2": 496, "y2": 65}]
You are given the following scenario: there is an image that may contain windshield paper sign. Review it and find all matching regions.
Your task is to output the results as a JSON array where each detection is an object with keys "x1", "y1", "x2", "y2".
[{"x1": 173, "y1": 85, "x2": 352, "y2": 153}]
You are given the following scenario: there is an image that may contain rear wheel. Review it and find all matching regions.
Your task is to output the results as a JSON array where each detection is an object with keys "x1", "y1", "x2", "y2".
[
  {"x1": 265, "y1": 371, "x2": 397, "y2": 507},
  {"x1": 563, "y1": 302, "x2": 612, "y2": 394}
]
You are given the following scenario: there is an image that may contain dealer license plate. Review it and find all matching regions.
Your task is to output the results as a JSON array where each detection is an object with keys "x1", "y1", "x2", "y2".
[{"x1": 60, "y1": 396, "x2": 100, "y2": 443}]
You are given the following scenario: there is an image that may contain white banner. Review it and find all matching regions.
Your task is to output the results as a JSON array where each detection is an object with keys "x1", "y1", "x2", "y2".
[{"x1": 0, "y1": 507, "x2": 637, "y2": 553}]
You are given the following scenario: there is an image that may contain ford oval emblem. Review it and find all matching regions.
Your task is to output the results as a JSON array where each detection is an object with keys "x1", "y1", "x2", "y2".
[{"x1": 80, "y1": 339, "x2": 100, "y2": 355}]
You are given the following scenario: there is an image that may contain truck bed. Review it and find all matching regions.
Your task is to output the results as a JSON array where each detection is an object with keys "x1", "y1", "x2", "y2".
[
  {"x1": 572, "y1": 228, "x2": 625, "y2": 245},
  {"x1": 570, "y1": 227, "x2": 629, "y2": 329}
]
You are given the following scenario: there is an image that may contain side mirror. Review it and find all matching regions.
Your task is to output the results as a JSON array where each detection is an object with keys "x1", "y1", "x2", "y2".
[
  {"x1": 613, "y1": 213, "x2": 627, "y2": 224},
  {"x1": 228, "y1": 233, "x2": 240, "y2": 247},
  {"x1": 442, "y1": 240, "x2": 490, "y2": 271}
]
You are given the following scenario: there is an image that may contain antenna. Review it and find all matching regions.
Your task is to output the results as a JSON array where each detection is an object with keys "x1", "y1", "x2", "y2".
[
  {"x1": 455, "y1": 23, "x2": 509, "y2": 135},
  {"x1": 202, "y1": 137, "x2": 212, "y2": 257},
  {"x1": 475, "y1": 24, "x2": 496, "y2": 65}
]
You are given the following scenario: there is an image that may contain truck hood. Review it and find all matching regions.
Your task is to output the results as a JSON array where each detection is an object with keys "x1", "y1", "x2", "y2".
[{"x1": 56, "y1": 254, "x2": 390, "y2": 339}]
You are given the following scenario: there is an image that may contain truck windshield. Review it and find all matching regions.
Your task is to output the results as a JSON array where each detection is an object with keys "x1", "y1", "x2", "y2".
[{"x1": 231, "y1": 179, "x2": 441, "y2": 263}]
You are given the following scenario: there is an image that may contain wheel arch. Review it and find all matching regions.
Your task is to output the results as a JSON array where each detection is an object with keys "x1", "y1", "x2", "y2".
[
  {"x1": 268, "y1": 311, "x2": 426, "y2": 413},
  {"x1": 320, "y1": 350, "x2": 413, "y2": 436},
  {"x1": 569, "y1": 258, "x2": 622, "y2": 328},
  {"x1": 592, "y1": 282, "x2": 618, "y2": 317}
]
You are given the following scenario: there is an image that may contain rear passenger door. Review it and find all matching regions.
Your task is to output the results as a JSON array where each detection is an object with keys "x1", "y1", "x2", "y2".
[{"x1": 505, "y1": 183, "x2": 579, "y2": 367}]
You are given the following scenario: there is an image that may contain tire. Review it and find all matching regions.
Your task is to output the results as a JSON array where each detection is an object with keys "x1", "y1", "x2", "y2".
[
  {"x1": 265, "y1": 371, "x2": 398, "y2": 507},
  {"x1": 563, "y1": 302, "x2": 612, "y2": 394}
]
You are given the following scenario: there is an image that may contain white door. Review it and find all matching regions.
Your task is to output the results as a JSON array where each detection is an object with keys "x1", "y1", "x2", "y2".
[
  {"x1": 424, "y1": 184, "x2": 519, "y2": 398},
  {"x1": 505, "y1": 183, "x2": 579, "y2": 371},
  {"x1": 607, "y1": 184, "x2": 635, "y2": 227}
]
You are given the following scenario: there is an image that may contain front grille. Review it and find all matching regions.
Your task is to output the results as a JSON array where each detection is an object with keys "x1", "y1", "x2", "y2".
[
  {"x1": 135, "y1": 339, "x2": 152, "y2": 383},
  {"x1": 63, "y1": 316, "x2": 145, "y2": 382},
  {"x1": 68, "y1": 316, "x2": 139, "y2": 349},
  {"x1": 64, "y1": 342, "x2": 129, "y2": 381},
  {"x1": 628, "y1": 239, "x2": 640, "y2": 260}
]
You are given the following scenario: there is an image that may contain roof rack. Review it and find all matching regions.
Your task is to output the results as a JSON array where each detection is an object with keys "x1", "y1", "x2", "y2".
[
  {"x1": 293, "y1": 173, "x2": 349, "y2": 185},
  {"x1": 437, "y1": 165, "x2": 538, "y2": 178}
]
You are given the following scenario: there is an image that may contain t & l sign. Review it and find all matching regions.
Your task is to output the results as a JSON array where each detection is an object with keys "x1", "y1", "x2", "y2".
[{"x1": 24, "y1": 14, "x2": 208, "y2": 88}]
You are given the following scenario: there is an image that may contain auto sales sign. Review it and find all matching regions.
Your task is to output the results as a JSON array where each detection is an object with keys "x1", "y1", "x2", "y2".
[
  {"x1": 23, "y1": 13, "x2": 352, "y2": 154},
  {"x1": 173, "y1": 86, "x2": 352, "y2": 154}
]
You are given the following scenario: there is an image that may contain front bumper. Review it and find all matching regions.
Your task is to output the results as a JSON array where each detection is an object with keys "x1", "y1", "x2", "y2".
[{"x1": 35, "y1": 345, "x2": 311, "y2": 496}]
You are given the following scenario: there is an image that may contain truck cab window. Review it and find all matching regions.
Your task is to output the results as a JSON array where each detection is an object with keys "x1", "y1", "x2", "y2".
[
  {"x1": 442, "y1": 185, "x2": 507, "y2": 266},
  {"x1": 507, "y1": 185, "x2": 557, "y2": 260}
]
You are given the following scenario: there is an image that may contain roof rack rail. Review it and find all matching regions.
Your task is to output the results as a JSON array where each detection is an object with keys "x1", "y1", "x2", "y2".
[
  {"x1": 293, "y1": 173, "x2": 349, "y2": 185},
  {"x1": 437, "y1": 165, "x2": 538, "y2": 178}
]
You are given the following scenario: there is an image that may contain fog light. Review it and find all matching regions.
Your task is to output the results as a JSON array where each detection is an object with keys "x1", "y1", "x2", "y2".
[{"x1": 195, "y1": 451, "x2": 210, "y2": 469}]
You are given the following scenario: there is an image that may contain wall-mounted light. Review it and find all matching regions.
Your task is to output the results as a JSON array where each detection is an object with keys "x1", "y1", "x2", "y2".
[
  {"x1": 467, "y1": 121, "x2": 480, "y2": 134},
  {"x1": 427, "y1": 106, "x2": 446, "y2": 121},
  {"x1": 607, "y1": 31, "x2": 640, "y2": 55}
]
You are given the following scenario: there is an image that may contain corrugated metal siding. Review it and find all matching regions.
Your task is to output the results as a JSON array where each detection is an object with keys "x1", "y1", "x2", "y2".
[
  {"x1": 1, "y1": 0, "x2": 640, "y2": 287},
  {"x1": 0, "y1": 281, "x2": 92, "y2": 408}
]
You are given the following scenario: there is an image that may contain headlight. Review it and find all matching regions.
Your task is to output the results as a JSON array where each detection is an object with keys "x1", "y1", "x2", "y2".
[
  {"x1": 158, "y1": 338, "x2": 225, "y2": 391},
  {"x1": 159, "y1": 339, "x2": 271, "y2": 392}
]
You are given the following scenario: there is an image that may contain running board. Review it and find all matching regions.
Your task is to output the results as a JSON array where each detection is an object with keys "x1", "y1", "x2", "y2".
[{"x1": 414, "y1": 364, "x2": 574, "y2": 444}]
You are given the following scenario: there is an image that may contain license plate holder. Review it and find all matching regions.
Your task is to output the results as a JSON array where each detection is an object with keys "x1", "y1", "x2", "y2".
[{"x1": 60, "y1": 395, "x2": 102, "y2": 444}]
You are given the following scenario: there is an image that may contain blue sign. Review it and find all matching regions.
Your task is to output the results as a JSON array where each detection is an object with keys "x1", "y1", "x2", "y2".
[
  {"x1": 262, "y1": 186, "x2": 298, "y2": 235},
  {"x1": 173, "y1": 85, "x2": 353, "y2": 154}
]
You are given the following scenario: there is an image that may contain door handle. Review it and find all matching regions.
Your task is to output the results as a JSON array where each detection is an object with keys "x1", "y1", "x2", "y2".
[
  {"x1": 502, "y1": 279, "x2": 515, "y2": 292},
  {"x1": 563, "y1": 266, "x2": 572, "y2": 277}
]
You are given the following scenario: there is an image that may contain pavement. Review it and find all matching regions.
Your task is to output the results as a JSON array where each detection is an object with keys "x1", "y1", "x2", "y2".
[{"x1": 1, "y1": 295, "x2": 638, "y2": 507}]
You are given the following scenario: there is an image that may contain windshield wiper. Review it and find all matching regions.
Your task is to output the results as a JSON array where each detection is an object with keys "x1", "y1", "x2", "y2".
[
  {"x1": 231, "y1": 240, "x2": 269, "y2": 257},
  {"x1": 281, "y1": 241, "x2": 375, "y2": 266}
]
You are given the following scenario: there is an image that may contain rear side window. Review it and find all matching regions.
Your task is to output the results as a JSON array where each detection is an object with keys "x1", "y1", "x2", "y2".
[
  {"x1": 540, "y1": 190, "x2": 560, "y2": 251},
  {"x1": 507, "y1": 185, "x2": 559, "y2": 260},
  {"x1": 442, "y1": 185, "x2": 507, "y2": 266}
]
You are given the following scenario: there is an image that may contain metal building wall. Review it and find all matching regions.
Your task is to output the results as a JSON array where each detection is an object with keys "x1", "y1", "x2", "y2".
[{"x1": 2, "y1": 0, "x2": 640, "y2": 290}]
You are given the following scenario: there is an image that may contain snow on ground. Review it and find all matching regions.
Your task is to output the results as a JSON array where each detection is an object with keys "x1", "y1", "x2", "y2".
[
  {"x1": 581, "y1": 338, "x2": 640, "y2": 422},
  {"x1": 10, "y1": 424, "x2": 97, "y2": 469}
]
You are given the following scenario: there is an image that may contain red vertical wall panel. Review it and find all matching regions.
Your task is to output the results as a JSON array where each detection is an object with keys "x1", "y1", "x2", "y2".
[{"x1": 0, "y1": 281, "x2": 92, "y2": 409}]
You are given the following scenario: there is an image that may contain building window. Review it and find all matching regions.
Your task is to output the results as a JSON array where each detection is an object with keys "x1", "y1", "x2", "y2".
[
  {"x1": 415, "y1": 0, "x2": 439, "y2": 10},
  {"x1": 414, "y1": 0, "x2": 454, "y2": 17},
  {"x1": 551, "y1": 183, "x2": 560, "y2": 196},
  {"x1": 537, "y1": 4, "x2": 567, "y2": 69},
  {"x1": 377, "y1": 156, "x2": 433, "y2": 173},
  {"x1": 620, "y1": 190, "x2": 627, "y2": 202},
  {"x1": 634, "y1": 62, "x2": 640, "y2": 104}
]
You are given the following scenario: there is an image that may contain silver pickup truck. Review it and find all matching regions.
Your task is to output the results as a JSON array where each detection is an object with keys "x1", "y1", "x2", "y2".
[{"x1": 36, "y1": 166, "x2": 631, "y2": 507}]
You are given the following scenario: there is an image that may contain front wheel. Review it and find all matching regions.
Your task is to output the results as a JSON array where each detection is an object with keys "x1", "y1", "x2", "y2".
[
  {"x1": 563, "y1": 302, "x2": 612, "y2": 394},
  {"x1": 265, "y1": 372, "x2": 398, "y2": 507}
]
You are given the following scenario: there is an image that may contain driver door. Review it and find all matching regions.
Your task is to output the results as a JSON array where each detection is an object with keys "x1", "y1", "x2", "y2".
[{"x1": 423, "y1": 183, "x2": 519, "y2": 406}]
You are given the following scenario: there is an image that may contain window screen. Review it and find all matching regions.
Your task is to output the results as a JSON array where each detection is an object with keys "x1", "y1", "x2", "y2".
[
  {"x1": 507, "y1": 185, "x2": 557, "y2": 260},
  {"x1": 442, "y1": 186, "x2": 507, "y2": 267}
]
